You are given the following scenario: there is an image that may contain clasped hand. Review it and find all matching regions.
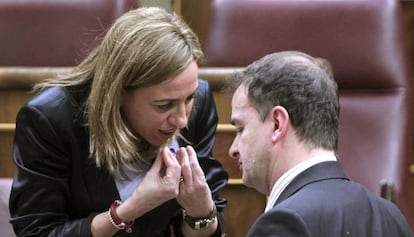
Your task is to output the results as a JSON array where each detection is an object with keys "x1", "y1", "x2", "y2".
[{"x1": 131, "y1": 145, "x2": 214, "y2": 218}]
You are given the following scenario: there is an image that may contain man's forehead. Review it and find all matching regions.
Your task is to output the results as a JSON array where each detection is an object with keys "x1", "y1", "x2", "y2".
[
  {"x1": 232, "y1": 85, "x2": 248, "y2": 107},
  {"x1": 231, "y1": 85, "x2": 257, "y2": 124}
]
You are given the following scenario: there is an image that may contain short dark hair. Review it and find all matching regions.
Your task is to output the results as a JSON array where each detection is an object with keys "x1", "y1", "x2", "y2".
[{"x1": 226, "y1": 51, "x2": 339, "y2": 150}]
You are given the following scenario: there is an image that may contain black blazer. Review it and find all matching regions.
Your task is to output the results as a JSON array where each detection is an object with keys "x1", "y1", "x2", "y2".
[
  {"x1": 247, "y1": 161, "x2": 413, "y2": 237},
  {"x1": 9, "y1": 79, "x2": 228, "y2": 237}
]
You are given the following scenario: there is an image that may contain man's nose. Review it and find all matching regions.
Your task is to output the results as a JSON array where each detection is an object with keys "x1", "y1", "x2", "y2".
[{"x1": 228, "y1": 139, "x2": 239, "y2": 159}]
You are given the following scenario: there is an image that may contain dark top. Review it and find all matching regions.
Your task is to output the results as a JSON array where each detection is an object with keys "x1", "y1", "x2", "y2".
[
  {"x1": 9, "y1": 78, "x2": 228, "y2": 237},
  {"x1": 247, "y1": 161, "x2": 413, "y2": 237}
]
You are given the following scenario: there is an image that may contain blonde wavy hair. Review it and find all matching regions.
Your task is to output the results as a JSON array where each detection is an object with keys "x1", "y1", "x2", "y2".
[{"x1": 34, "y1": 7, "x2": 204, "y2": 179}]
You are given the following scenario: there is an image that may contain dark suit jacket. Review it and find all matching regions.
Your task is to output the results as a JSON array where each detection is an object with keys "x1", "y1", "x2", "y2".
[
  {"x1": 247, "y1": 161, "x2": 413, "y2": 237},
  {"x1": 9, "y1": 79, "x2": 228, "y2": 237}
]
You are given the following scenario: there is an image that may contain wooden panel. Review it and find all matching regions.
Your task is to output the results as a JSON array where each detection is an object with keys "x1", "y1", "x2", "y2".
[
  {"x1": 0, "y1": 67, "x2": 71, "y2": 123},
  {"x1": 220, "y1": 184, "x2": 266, "y2": 237},
  {"x1": 400, "y1": 1, "x2": 414, "y2": 229},
  {"x1": 0, "y1": 89, "x2": 33, "y2": 123},
  {"x1": 180, "y1": 0, "x2": 211, "y2": 51},
  {"x1": 214, "y1": 127, "x2": 240, "y2": 179},
  {"x1": 199, "y1": 67, "x2": 241, "y2": 124},
  {"x1": 0, "y1": 127, "x2": 15, "y2": 177},
  {"x1": 213, "y1": 91, "x2": 231, "y2": 124}
]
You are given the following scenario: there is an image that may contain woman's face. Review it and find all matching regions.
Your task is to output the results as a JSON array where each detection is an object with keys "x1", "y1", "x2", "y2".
[{"x1": 121, "y1": 61, "x2": 199, "y2": 146}]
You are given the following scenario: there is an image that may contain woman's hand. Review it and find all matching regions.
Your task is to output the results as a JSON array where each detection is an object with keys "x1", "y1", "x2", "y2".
[
  {"x1": 116, "y1": 146, "x2": 182, "y2": 221},
  {"x1": 176, "y1": 146, "x2": 215, "y2": 217},
  {"x1": 175, "y1": 146, "x2": 218, "y2": 236}
]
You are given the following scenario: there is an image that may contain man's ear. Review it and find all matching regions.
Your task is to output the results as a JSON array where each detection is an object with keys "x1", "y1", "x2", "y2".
[{"x1": 270, "y1": 106, "x2": 289, "y2": 142}]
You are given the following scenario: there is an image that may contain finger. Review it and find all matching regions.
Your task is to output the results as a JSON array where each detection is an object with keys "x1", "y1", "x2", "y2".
[
  {"x1": 177, "y1": 147, "x2": 193, "y2": 185},
  {"x1": 185, "y1": 146, "x2": 206, "y2": 183},
  {"x1": 158, "y1": 147, "x2": 181, "y2": 181},
  {"x1": 161, "y1": 146, "x2": 180, "y2": 167}
]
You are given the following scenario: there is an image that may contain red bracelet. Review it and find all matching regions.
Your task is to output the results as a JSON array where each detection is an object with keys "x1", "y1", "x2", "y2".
[{"x1": 108, "y1": 200, "x2": 134, "y2": 233}]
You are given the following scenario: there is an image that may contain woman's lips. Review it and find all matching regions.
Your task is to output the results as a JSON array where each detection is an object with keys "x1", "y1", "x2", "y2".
[{"x1": 159, "y1": 129, "x2": 175, "y2": 139}]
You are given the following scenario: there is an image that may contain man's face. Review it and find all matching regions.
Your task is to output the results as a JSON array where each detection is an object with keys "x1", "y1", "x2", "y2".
[{"x1": 229, "y1": 85, "x2": 272, "y2": 193}]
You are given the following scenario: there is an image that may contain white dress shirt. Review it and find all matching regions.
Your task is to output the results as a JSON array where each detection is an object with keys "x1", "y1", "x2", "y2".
[{"x1": 264, "y1": 153, "x2": 337, "y2": 212}]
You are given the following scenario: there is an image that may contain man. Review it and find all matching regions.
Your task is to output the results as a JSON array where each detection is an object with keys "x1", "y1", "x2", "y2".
[{"x1": 226, "y1": 51, "x2": 413, "y2": 236}]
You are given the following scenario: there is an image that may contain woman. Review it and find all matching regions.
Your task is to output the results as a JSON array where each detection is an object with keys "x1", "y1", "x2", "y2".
[{"x1": 9, "y1": 7, "x2": 228, "y2": 237}]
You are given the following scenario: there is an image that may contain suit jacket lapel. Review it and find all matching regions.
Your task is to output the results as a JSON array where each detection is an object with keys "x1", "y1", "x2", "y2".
[{"x1": 275, "y1": 161, "x2": 349, "y2": 206}]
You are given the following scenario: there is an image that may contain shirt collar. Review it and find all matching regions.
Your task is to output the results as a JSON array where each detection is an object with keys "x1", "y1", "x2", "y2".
[{"x1": 264, "y1": 153, "x2": 337, "y2": 212}]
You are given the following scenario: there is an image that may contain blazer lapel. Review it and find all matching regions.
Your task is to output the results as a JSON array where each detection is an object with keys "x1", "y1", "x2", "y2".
[{"x1": 275, "y1": 161, "x2": 349, "y2": 206}]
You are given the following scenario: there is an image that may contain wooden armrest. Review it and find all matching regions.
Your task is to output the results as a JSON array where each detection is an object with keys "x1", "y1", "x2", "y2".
[
  {"x1": 0, "y1": 66, "x2": 243, "y2": 89},
  {"x1": 0, "y1": 67, "x2": 72, "y2": 89}
]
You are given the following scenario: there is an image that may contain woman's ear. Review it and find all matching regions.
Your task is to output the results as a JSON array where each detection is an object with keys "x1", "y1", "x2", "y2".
[{"x1": 270, "y1": 106, "x2": 289, "y2": 142}]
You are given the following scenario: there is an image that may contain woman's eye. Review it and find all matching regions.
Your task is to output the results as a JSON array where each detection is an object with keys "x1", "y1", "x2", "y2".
[
  {"x1": 185, "y1": 95, "x2": 195, "y2": 104},
  {"x1": 157, "y1": 103, "x2": 174, "y2": 111}
]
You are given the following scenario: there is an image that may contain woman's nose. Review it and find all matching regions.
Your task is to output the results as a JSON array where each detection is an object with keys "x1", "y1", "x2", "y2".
[{"x1": 170, "y1": 104, "x2": 189, "y2": 129}]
